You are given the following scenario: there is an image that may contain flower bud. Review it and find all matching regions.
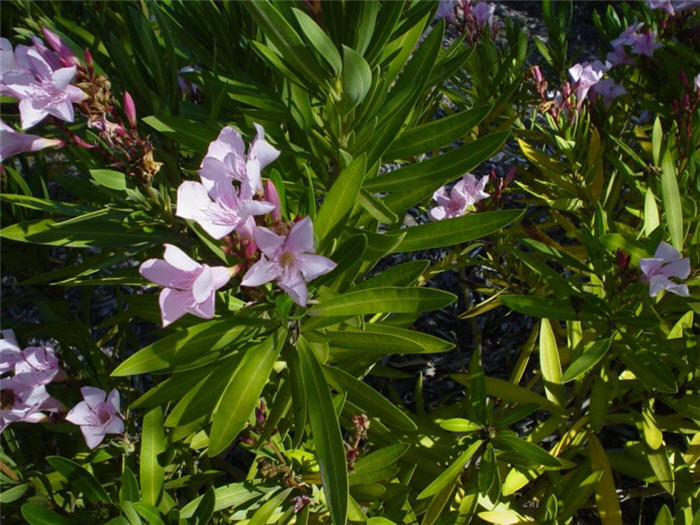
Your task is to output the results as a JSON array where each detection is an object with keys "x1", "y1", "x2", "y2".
[
  {"x1": 244, "y1": 240, "x2": 258, "y2": 260},
  {"x1": 532, "y1": 65, "x2": 543, "y2": 84},
  {"x1": 264, "y1": 179, "x2": 282, "y2": 222},
  {"x1": 42, "y1": 27, "x2": 80, "y2": 67},
  {"x1": 123, "y1": 91, "x2": 137, "y2": 128}
]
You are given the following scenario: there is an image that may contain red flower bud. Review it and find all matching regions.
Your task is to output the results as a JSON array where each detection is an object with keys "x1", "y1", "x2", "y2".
[{"x1": 123, "y1": 91, "x2": 137, "y2": 128}]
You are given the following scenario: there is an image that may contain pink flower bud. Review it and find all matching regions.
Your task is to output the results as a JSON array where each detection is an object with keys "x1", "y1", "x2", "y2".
[
  {"x1": 123, "y1": 91, "x2": 137, "y2": 128},
  {"x1": 84, "y1": 48, "x2": 93, "y2": 67},
  {"x1": 42, "y1": 27, "x2": 80, "y2": 67},
  {"x1": 680, "y1": 70, "x2": 688, "y2": 88},
  {"x1": 264, "y1": 179, "x2": 282, "y2": 222},
  {"x1": 244, "y1": 240, "x2": 258, "y2": 260},
  {"x1": 532, "y1": 65, "x2": 543, "y2": 84}
]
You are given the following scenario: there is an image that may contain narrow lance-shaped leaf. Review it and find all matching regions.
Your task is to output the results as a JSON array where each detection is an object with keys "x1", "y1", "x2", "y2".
[
  {"x1": 417, "y1": 440, "x2": 483, "y2": 499},
  {"x1": 539, "y1": 319, "x2": 564, "y2": 406},
  {"x1": 208, "y1": 330, "x2": 286, "y2": 456},
  {"x1": 298, "y1": 336, "x2": 348, "y2": 525},
  {"x1": 46, "y1": 456, "x2": 111, "y2": 504},
  {"x1": 140, "y1": 407, "x2": 165, "y2": 506},
  {"x1": 660, "y1": 150, "x2": 683, "y2": 251},
  {"x1": 309, "y1": 287, "x2": 456, "y2": 316}
]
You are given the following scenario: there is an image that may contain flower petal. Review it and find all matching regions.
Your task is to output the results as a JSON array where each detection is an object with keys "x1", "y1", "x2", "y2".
[
  {"x1": 188, "y1": 292, "x2": 215, "y2": 319},
  {"x1": 241, "y1": 258, "x2": 280, "y2": 287},
  {"x1": 163, "y1": 244, "x2": 200, "y2": 272},
  {"x1": 81, "y1": 425, "x2": 106, "y2": 449},
  {"x1": 654, "y1": 241, "x2": 682, "y2": 261},
  {"x1": 192, "y1": 265, "x2": 214, "y2": 304},
  {"x1": 205, "y1": 126, "x2": 245, "y2": 164},
  {"x1": 254, "y1": 226, "x2": 285, "y2": 258},
  {"x1": 278, "y1": 271, "x2": 308, "y2": 307},
  {"x1": 297, "y1": 254, "x2": 337, "y2": 281},
  {"x1": 65, "y1": 401, "x2": 97, "y2": 425},
  {"x1": 249, "y1": 123, "x2": 280, "y2": 169},
  {"x1": 286, "y1": 217, "x2": 315, "y2": 254},
  {"x1": 176, "y1": 181, "x2": 213, "y2": 221},
  {"x1": 106, "y1": 389, "x2": 120, "y2": 413},
  {"x1": 81, "y1": 386, "x2": 107, "y2": 410},
  {"x1": 210, "y1": 266, "x2": 232, "y2": 291},
  {"x1": 103, "y1": 415, "x2": 124, "y2": 435},
  {"x1": 139, "y1": 258, "x2": 195, "y2": 289},
  {"x1": 159, "y1": 288, "x2": 193, "y2": 327}
]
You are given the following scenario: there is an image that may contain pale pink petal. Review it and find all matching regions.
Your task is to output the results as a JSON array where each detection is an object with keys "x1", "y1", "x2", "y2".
[
  {"x1": 163, "y1": 244, "x2": 200, "y2": 272},
  {"x1": 65, "y1": 401, "x2": 96, "y2": 425},
  {"x1": 199, "y1": 157, "x2": 234, "y2": 194},
  {"x1": 297, "y1": 254, "x2": 337, "y2": 281},
  {"x1": 18, "y1": 98, "x2": 49, "y2": 129},
  {"x1": 38, "y1": 394, "x2": 62, "y2": 412},
  {"x1": 51, "y1": 66, "x2": 76, "y2": 89},
  {"x1": 663, "y1": 258, "x2": 690, "y2": 280},
  {"x1": 249, "y1": 123, "x2": 280, "y2": 169},
  {"x1": 205, "y1": 126, "x2": 245, "y2": 163},
  {"x1": 254, "y1": 227, "x2": 285, "y2": 258},
  {"x1": 81, "y1": 386, "x2": 106, "y2": 410},
  {"x1": 47, "y1": 100, "x2": 75, "y2": 123},
  {"x1": 81, "y1": 425, "x2": 106, "y2": 449},
  {"x1": 245, "y1": 158, "x2": 262, "y2": 193},
  {"x1": 654, "y1": 241, "x2": 681, "y2": 261},
  {"x1": 666, "y1": 283, "x2": 690, "y2": 297},
  {"x1": 139, "y1": 258, "x2": 196, "y2": 289},
  {"x1": 639, "y1": 257, "x2": 663, "y2": 278},
  {"x1": 106, "y1": 389, "x2": 120, "y2": 413},
  {"x1": 236, "y1": 216, "x2": 256, "y2": 241},
  {"x1": 238, "y1": 199, "x2": 276, "y2": 217},
  {"x1": 192, "y1": 265, "x2": 214, "y2": 304},
  {"x1": 189, "y1": 292, "x2": 215, "y2": 319},
  {"x1": 286, "y1": 217, "x2": 315, "y2": 254},
  {"x1": 278, "y1": 272, "x2": 308, "y2": 307},
  {"x1": 209, "y1": 266, "x2": 232, "y2": 290},
  {"x1": 264, "y1": 179, "x2": 282, "y2": 221},
  {"x1": 65, "y1": 84, "x2": 87, "y2": 103},
  {"x1": 241, "y1": 258, "x2": 280, "y2": 287},
  {"x1": 159, "y1": 288, "x2": 193, "y2": 327},
  {"x1": 430, "y1": 206, "x2": 447, "y2": 221},
  {"x1": 103, "y1": 416, "x2": 124, "y2": 435},
  {"x1": 176, "y1": 181, "x2": 214, "y2": 220}
]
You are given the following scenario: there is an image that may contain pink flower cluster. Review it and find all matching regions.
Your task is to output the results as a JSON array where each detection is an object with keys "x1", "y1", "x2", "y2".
[
  {"x1": 0, "y1": 30, "x2": 85, "y2": 161},
  {"x1": 140, "y1": 125, "x2": 336, "y2": 325},
  {"x1": 0, "y1": 330, "x2": 63, "y2": 431},
  {"x1": 430, "y1": 173, "x2": 490, "y2": 221}
]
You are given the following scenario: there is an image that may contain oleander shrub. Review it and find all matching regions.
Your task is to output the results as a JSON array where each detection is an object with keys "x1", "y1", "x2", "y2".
[{"x1": 0, "y1": 1, "x2": 697, "y2": 524}]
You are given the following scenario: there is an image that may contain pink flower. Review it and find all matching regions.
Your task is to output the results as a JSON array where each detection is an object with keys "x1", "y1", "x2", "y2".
[
  {"x1": 14, "y1": 346, "x2": 62, "y2": 386},
  {"x1": 639, "y1": 241, "x2": 691, "y2": 297},
  {"x1": 610, "y1": 23, "x2": 644, "y2": 49},
  {"x1": 1, "y1": 377, "x2": 62, "y2": 432},
  {"x1": 436, "y1": 0, "x2": 458, "y2": 24},
  {"x1": 0, "y1": 330, "x2": 21, "y2": 374},
  {"x1": 591, "y1": 78, "x2": 627, "y2": 108},
  {"x1": 0, "y1": 120, "x2": 63, "y2": 161},
  {"x1": 472, "y1": 2, "x2": 495, "y2": 27},
  {"x1": 139, "y1": 244, "x2": 232, "y2": 326},
  {"x1": 0, "y1": 38, "x2": 86, "y2": 129},
  {"x1": 65, "y1": 387, "x2": 123, "y2": 449},
  {"x1": 630, "y1": 31, "x2": 662, "y2": 57},
  {"x1": 241, "y1": 217, "x2": 336, "y2": 306},
  {"x1": 429, "y1": 173, "x2": 490, "y2": 221},
  {"x1": 606, "y1": 46, "x2": 634, "y2": 67},
  {"x1": 40, "y1": 28, "x2": 80, "y2": 67},
  {"x1": 568, "y1": 61, "x2": 608, "y2": 104},
  {"x1": 176, "y1": 179, "x2": 275, "y2": 240},
  {"x1": 199, "y1": 124, "x2": 280, "y2": 196}
]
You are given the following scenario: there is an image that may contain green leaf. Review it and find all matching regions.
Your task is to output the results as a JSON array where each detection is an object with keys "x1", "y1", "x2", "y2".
[
  {"x1": 21, "y1": 503, "x2": 73, "y2": 525},
  {"x1": 354, "y1": 260, "x2": 429, "y2": 290},
  {"x1": 644, "y1": 188, "x2": 660, "y2": 237},
  {"x1": 539, "y1": 319, "x2": 564, "y2": 407},
  {"x1": 0, "y1": 194, "x2": 95, "y2": 216},
  {"x1": 180, "y1": 483, "x2": 271, "y2": 519},
  {"x1": 341, "y1": 45, "x2": 372, "y2": 109},
  {"x1": 0, "y1": 483, "x2": 28, "y2": 503},
  {"x1": 244, "y1": 1, "x2": 327, "y2": 86},
  {"x1": 315, "y1": 155, "x2": 367, "y2": 245},
  {"x1": 417, "y1": 440, "x2": 483, "y2": 499},
  {"x1": 494, "y1": 431, "x2": 561, "y2": 467},
  {"x1": 385, "y1": 104, "x2": 491, "y2": 159},
  {"x1": 132, "y1": 502, "x2": 165, "y2": 524},
  {"x1": 451, "y1": 375, "x2": 565, "y2": 414},
  {"x1": 46, "y1": 456, "x2": 111, "y2": 503},
  {"x1": 90, "y1": 169, "x2": 127, "y2": 191},
  {"x1": 141, "y1": 407, "x2": 165, "y2": 507},
  {"x1": 208, "y1": 330, "x2": 285, "y2": 456},
  {"x1": 501, "y1": 295, "x2": 597, "y2": 321},
  {"x1": 661, "y1": 150, "x2": 684, "y2": 251},
  {"x1": 616, "y1": 337, "x2": 678, "y2": 394},
  {"x1": 324, "y1": 366, "x2": 417, "y2": 430},
  {"x1": 112, "y1": 318, "x2": 268, "y2": 376},
  {"x1": 192, "y1": 486, "x2": 215, "y2": 525},
  {"x1": 364, "y1": 131, "x2": 509, "y2": 193},
  {"x1": 652, "y1": 117, "x2": 662, "y2": 167},
  {"x1": 120, "y1": 467, "x2": 140, "y2": 502},
  {"x1": 309, "y1": 287, "x2": 456, "y2": 316},
  {"x1": 359, "y1": 189, "x2": 399, "y2": 224},
  {"x1": 143, "y1": 115, "x2": 218, "y2": 153},
  {"x1": 298, "y1": 336, "x2": 349, "y2": 525},
  {"x1": 292, "y1": 8, "x2": 342, "y2": 76},
  {"x1": 248, "y1": 488, "x2": 293, "y2": 525},
  {"x1": 351, "y1": 443, "x2": 409, "y2": 484},
  {"x1": 561, "y1": 338, "x2": 611, "y2": 383},
  {"x1": 392, "y1": 209, "x2": 523, "y2": 253},
  {"x1": 0, "y1": 217, "x2": 162, "y2": 248},
  {"x1": 324, "y1": 327, "x2": 424, "y2": 354}
]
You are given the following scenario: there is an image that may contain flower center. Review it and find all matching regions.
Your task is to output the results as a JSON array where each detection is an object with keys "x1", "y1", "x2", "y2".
[
  {"x1": 279, "y1": 252, "x2": 296, "y2": 269},
  {"x1": 96, "y1": 404, "x2": 112, "y2": 424},
  {"x1": 1, "y1": 388, "x2": 16, "y2": 410}
]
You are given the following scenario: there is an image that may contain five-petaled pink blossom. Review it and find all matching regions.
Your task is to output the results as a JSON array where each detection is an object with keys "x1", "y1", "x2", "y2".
[
  {"x1": 472, "y1": 2, "x2": 495, "y2": 27},
  {"x1": 639, "y1": 241, "x2": 691, "y2": 297},
  {"x1": 65, "y1": 387, "x2": 123, "y2": 449},
  {"x1": 241, "y1": 217, "x2": 336, "y2": 306},
  {"x1": 176, "y1": 179, "x2": 275, "y2": 240},
  {"x1": 1, "y1": 377, "x2": 62, "y2": 432},
  {"x1": 591, "y1": 78, "x2": 627, "y2": 108},
  {"x1": 430, "y1": 174, "x2": 490, "y2": 221},
  {"x1": 0, "y1": 120, "x2": 63, "y2": 161},
  {"x1": 0, "y1": 37, "x2": 86, "y2": 129},
  {"x1": 139, "y1": 244, "x2": 232, "y2": 326},
  {"x1": 199, "y1": 124, "x2": 280, "y2": 196},
  {"x1": 568, "y1": 61, "x2": 608, "y2": 104}
]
